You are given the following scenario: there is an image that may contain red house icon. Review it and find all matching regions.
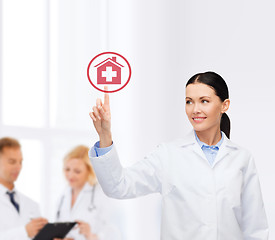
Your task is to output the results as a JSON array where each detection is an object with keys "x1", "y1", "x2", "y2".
[{"x1": 94, "y1": 57, "x2": 124, "y2": 84}]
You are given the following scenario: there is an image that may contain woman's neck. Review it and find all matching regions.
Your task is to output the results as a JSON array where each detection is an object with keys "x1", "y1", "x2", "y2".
[
  {"x1": 71, "y1": 184, "x2": 85, "y2": 208},
  {"x1": 72, "y1": 188, "x2": 81, "y2": 197},
  {"x1": 195, "y1": 126, "x2": 222, "y2": 146}
]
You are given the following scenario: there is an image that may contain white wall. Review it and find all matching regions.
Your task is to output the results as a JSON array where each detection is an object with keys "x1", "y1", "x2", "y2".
[
  {"x1": 1, "y1": 0, "x2": 274, "y2": 239},
  {"x1": 103, "y1": 0, "x2": 275, "y2": 238}
]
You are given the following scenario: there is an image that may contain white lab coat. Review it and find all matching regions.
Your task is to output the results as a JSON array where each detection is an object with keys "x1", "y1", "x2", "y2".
[
  {"x1": 89, "y1": 131, "x2": 269, "y2": 240},
  {"x1": 0, "y1": 184, "x2": 41, "y2": 240},
  {"x1": 56, "y1": 182, "x2": 121, "y2": 240}
]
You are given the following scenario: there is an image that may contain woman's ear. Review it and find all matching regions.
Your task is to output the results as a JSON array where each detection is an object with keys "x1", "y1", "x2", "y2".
[{"x1": 221, "y1": 99, "x2": 230, "y2": 113}]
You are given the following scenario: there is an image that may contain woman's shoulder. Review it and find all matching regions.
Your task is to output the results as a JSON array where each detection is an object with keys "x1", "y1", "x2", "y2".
[
  {"x1": 223, "y1": 136, "x2": 258, "y2": 171},
  {"x1": 159, "y1": 131, "x2": 197, "y2": 148},
  {"x1": 223, "y1": 135, "x2": 254, "y2": 157}
]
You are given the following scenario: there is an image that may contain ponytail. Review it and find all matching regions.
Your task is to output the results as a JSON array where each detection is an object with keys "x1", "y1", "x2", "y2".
[{"x1": 221, "y1": 113, "x2": 230, "y2": 139}]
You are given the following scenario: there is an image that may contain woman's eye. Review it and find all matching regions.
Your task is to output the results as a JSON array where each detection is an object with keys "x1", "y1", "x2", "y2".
[
  {"x1": 186, "y1": 100, "x2": 192, "y2": 104},
  {"x1": 202, "y1": 100, "x2": 208, "y2": 103}
]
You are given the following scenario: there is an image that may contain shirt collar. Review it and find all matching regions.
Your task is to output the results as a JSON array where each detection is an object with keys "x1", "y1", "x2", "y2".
[
  {"x1": 194, "y1": 131, "x2": 224, "y2": 150},
  {"x1": 173, "y1": 130, "x2": 238, "y2": 151},
  {"x1": 0, "y1": 183, "x2": 16, "y2": 195}
]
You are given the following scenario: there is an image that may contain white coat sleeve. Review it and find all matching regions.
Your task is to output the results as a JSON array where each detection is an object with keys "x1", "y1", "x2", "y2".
[
  {"x1": 89, "y1": 143, "x2": 164, "y2": 199},
  {"x1": 241, "y1": 156, "x2": 269, "y2": 240}
]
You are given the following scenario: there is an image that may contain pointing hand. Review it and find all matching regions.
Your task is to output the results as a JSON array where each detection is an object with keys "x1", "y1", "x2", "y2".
[{"x1": 89, "y1": 86, "x2": 112, "y2": 148}]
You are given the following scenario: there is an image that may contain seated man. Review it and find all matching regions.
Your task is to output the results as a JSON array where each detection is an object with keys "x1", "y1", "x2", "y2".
[{"x1": 0, "y1": 137, "x2": 47, "y2": 240}]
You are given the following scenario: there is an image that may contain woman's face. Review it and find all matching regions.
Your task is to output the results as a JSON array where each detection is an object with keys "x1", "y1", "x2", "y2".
[
  {"x1": 64, "y1": 158, "x2": 89, "y2": 190},
  {"x1": 185, "y1": 83, "x2": 229, "y2": 133}
]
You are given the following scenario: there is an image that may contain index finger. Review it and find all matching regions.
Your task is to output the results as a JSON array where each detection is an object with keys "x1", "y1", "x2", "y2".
[
  {"x1": 74, "y1": 220, "x2": 81, "y2": 225},
  {"x1": 104, "y1": 86, "x2": 109, "y2": 106}
]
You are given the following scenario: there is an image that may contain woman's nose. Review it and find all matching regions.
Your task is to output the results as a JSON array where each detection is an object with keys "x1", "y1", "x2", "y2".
[
  {"x1": 192, "y1": 103, "x2": 201, "y2": 114},
  {"x1": 66, "y1": 171, "x2": 73, "y2": 179}
]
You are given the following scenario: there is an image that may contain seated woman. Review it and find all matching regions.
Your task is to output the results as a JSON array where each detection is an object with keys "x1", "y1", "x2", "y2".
[{"x1": 55, "y1": 145, "x2": 121, "y2": 240}]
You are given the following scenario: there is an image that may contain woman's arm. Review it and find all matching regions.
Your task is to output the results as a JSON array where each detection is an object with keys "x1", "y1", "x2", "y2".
[
  {"x1": 241, "y1": 156, "x2": 269, "y2": 240},
  {"x1": 89, "y1": 143, "x2": 163, "y2": 199},
  {"x1": 89, "y1": 86, "x2": 163, "y2": 199}
]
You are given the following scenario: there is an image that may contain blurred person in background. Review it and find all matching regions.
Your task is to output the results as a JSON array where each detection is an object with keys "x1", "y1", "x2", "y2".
[
  {"x1": 55, "y1": 145, "x2": 121, "y2": 240},
  {"x1": 0, "y1": 137, "x2": 48, "y2": 240}
]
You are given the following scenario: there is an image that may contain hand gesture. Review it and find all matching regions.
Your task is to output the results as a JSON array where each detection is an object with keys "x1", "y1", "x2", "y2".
[
  {"x1": 25, "y1": 217, "x2": 48, "y2": 238},
  {"x1": 89, "y1": 86, "x2": 112, "y2": 148}
]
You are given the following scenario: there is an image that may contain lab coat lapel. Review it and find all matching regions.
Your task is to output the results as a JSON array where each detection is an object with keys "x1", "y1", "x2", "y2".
[
  {"x1": 191, "y1": 143, "x2": 208, "y2": 163},
  {"x1": 213, "y1": 135, "x2": 239, "y2": 167},
  {"x1": 0, "y1": 185, "x2": 19, "y2": 215},
  {"x1": 71, "y1": 183, "x2": 90, "y2": 214},
  {"x1": 0, "y1": 195, "x2": 15, "y2": 211},
  {"x1": 178, "y1": 131, "x2": 208, "y2": 163},
  {"x1": 178, "y1": 131, "x2": 239, "y2": 167}
]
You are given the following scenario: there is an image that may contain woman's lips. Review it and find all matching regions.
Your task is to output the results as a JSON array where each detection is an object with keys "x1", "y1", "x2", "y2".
[{"x1": 192, "y1": 117, "x2": 207, "y2": 123}]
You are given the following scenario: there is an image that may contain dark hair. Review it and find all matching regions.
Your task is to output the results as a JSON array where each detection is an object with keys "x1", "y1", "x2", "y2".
[
  {"x1": 0, "y1": 137, "x2": 21, "y2": 154},
  {"x1": 186, "y1": 71, "x2": 231, "y2": 139}
]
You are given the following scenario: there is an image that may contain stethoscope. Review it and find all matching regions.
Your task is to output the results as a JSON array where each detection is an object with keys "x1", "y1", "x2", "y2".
[{"x1": 56, "y1": 185, "x2": 96, "y2": 220}]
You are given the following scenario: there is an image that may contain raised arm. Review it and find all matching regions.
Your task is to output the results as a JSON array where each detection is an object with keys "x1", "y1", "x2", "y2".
[
  {"x1": 89, "y1": 87, "x2": 163, "y2": 199},
  {"x1": 89, "y1": 86, "x2": 112, "y2": 148}
]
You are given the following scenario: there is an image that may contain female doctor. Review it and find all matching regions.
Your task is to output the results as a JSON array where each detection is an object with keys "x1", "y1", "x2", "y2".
[
  {"x1": 55, "y1": 145, "x2": 121, "y2": 240},
  {"x1": 89, "y1": 71, "x2": 269, "y2": 240}
]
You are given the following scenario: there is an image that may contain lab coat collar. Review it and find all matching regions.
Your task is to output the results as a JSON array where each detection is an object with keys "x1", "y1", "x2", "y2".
[
  {"x1": 213, "y1": 133, "x2": 239, "y2": 167},
  {"x1": 0, "y1": 183, "x2": 8, "y2": 196},
  {"x1": 65, "y1": 182, "x2": 92, "y2": 194},
  {"x1": 82, "y1": 182, "x2": 94, "y2": 192},
  {"x1": 0, "y1": 183, "x2": 20, "y2": 212},
  {"x1": 175, "y1": 130, "x2": 197, "y2": 147},
  {"x1": 177, "y1": 130, "x2": 239, "y2": 167}
]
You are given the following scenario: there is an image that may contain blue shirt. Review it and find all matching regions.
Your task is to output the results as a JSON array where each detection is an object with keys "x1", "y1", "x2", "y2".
[
  {"x1": 194, "y1": 131, "x2": 224, "y2": 166},
  {"x1": 90, "y1": 141, "x2": 113, "y2": 157}
]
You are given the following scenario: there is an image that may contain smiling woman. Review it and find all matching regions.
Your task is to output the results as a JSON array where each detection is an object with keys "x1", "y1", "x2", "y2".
[
  {"x1": 89, "y1": 71, "x2": 269, "y2": 240},
  {"x1": 185, "y1": 72, "x2": 230, "y2": 145}
]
